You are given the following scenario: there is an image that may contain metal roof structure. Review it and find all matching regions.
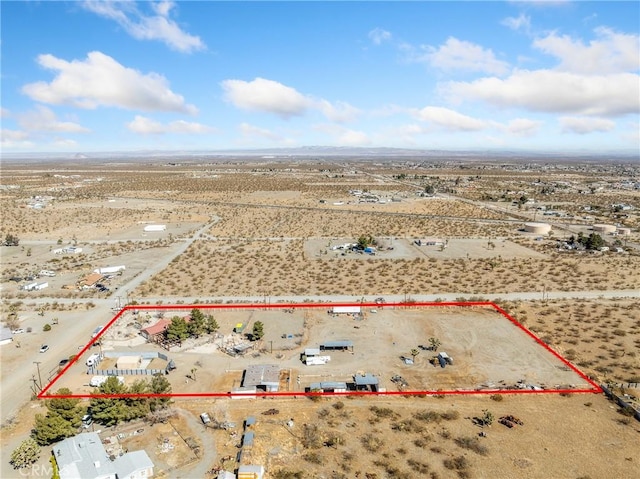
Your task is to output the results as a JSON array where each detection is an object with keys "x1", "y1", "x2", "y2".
[
  {"x1": 309, "y1": 381, "x2": 348, "y2": 390},
  {"x1": 354, "y1": 373, "x2": 379, "y2": 386},
  {"x1": 242, "y1": 431, "x2": 255, "y2": 447},
  {"x1": 304, "y1": 348, "x2": 321, "y2": 356},
  {"x1": 242, "y1": 364, "x2": 280, "y2": 390},
  {"x1": 331, "y1": 306, "x2": 361, "y2": 314},
  {"x1": 321, "y1": 340, "x2": 354, "y2": 349}
]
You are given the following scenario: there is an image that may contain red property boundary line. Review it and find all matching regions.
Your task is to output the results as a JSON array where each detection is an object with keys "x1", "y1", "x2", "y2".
[{"x1": 38, "y1": 301, "x2": 602, "y2": 399}]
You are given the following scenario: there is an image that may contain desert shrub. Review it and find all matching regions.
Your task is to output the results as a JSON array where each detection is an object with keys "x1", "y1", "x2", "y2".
[
  {"x1": 301, "y1": 424, "x2": 322, "y2": 449},
  {"x1": 441, "y1": 410, "x2": 460, "y2": 420},
  {"x1": 273, "y1": 471, "x2": 303, "y2": 479},
  {"x1": 414, "y1": 410, "x2": 441, "y2": 423},
  {"x1": 332, "y1": 401, "x2": 345, "y2": 410},
  {"x1": 407, "y1": 458, "x2": 430, "y2": 473},
  {"x1": 43, "y1": 324, "x2": 51, "y2": 332},
  {"x1": 370, "y1": 406, "x2": 397, "y2": 419},
  {"x1": 361, "y1": 434, "x2": 384, "y2": 453},
  {"x1": 490, "y1": 394, "x2": 504, "y2": 402},
  {"x1": 454, "y1": 436, "x2": 489, "y2": 456},
  {"x1": 444, "y1": 455, "x2": 470, "y2": 471},
  {"x1": 303, "y1": 452, "x2": 322, "y2": 464}
]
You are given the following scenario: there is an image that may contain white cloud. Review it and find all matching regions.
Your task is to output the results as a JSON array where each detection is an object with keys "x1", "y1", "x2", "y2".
[
  {"x1": 22, "y1": 51, "x2": 197, "y2": 114},
  {"x1": 533, "y1": 27, "x2": 640, "y2": 74},
  {"x1": 407, "y1": 37, "x2": 509, "y2": 75},
  {"x1": 314, "y1": 124, "x2": 371, "y2": 146},
  {"x1": 368, "y1": 28, "x2": 392, "y2": 45},
  {"x1": 1, "y1": 129, "x2": 33, "y2": 148},
  {"x1": 502, "y1": 13, "x2": 531, "y2": 32},
  {"x1": 221, "y1": 78, "x2": 310, "y2": 119},
  {"x1": 414, "y1": 106, "x2": 487, "y2": 131},
  {"x1": 505, "y1": 118, "x2": 541, "y2": 136},
  {"x1": 81, "y1": 1, "x2": 204, "y2": 53},
  {"x1": 17, "y1": 105, "x2": 90, "y2": 133},
  {"x1": 221, "y1": 77, "x2": 359, "y2": 122},
  {"x1": 559, "y1": 116, "x2": 615, "y2": 134},
  {"x1": 444, "y1": 69, "x2": 639, "y2": 116},
  {"x1": 1, "y1": 108, "x2": 10, "y2": 118},
  {"x1": 1, "y1": 129, "x2": 30, "y2": 141},
  {"x1": 52, "y1": 138, "x2": 79, "y2": 147},
  {"x1": 127, "y1": 115, "x2": 215, "y2": 134},
  {"x1": 316, "y1": 100, "x2": 360, "y2": 123},
  {"x1": 239, "y1": 122, "x2": 283, "y2": 141}
]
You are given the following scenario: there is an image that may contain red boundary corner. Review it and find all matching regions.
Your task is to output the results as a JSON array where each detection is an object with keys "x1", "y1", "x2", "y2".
[{"x1": 38, "y1": 301, "x2": 602, "y2": 399}]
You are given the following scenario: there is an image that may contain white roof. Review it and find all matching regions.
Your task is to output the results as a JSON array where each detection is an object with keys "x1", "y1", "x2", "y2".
[{"x1": 332, "y1": 306, "x2": 361, "y2": 314}]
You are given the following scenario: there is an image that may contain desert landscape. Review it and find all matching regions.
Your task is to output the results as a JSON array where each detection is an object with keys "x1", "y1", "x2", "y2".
[{"x1": 1, "y1": 156, "x2": 639, "y2": 479}]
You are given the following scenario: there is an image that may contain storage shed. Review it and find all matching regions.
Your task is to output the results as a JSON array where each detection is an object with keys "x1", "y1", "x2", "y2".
[
  {"x1": 320, "y1": 340, "x2": 354, "y2": 351},
  {"x1": 237, "y1": 465, "x2": 265, "y2": 479},
  {"x1": 309, "y1": 381, "x2": 348, "y2": 393},
  {"x1": 354, "y1": 373, "x2": 379, "y2": 392},
  {"x1": 242, "y1": 364, "x2": 280, "y2": 392}
]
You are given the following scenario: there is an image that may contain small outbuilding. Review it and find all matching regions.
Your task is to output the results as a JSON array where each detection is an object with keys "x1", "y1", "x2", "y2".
[
  {"x1": 242, "y1": 364, "x2": 280, "y2": 392},
  {"x1": 237, "y1": 465, "x2": 265, "y2": 479},
  {"x1": 320, "y1": 340, "x2": 354, "y2": 352},
  {"x1": 354, "y1": 373, "x2": 379, "y2": 392},
  {"x1": 309, "y1": 381, "x2": 348, "y2": 393}
]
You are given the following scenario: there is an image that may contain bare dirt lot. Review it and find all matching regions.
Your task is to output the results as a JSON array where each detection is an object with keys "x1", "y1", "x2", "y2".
[{"x1": 48, "y1": 305, "x2": 592, "y2": 397}]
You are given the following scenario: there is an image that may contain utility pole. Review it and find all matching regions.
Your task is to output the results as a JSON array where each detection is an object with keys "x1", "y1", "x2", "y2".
[{"x1": 33, "y1": 361, "x2": 43, "y2": 391}]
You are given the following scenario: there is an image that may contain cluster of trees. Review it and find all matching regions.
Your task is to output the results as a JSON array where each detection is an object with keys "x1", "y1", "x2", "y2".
[
  {"x1": 165, "y1": 308, "x2": 219, "y2": 342},
  {"x1": 89, "y1": 374, "x2": 172, "y2": 427},
  {"x1": 31, "y1": 388, "x2": 84, "y2": 446},
  {"x1": 4, "y1": 233, "x2": 19, "y2": 246},
  {"x1": 568, "y1": 232, "x2": 605, "y2": 251},
  {"x1": 356, "y1": 235, "x2": 376, "y2": 249}
]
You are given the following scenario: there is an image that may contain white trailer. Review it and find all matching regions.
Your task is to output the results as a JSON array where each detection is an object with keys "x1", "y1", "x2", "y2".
[
  {"x1": 34, "y1": 282, "x2": 49, "y2": 290},
  {"x1": 331, "y1": 306, "x2": 361, "y2": 314},
  {"x1": 143, "y1": 224, "x2": 166, "y2": 232},
  {"x1": 93, "y1": 265, "x2": 125, "y2": 275},
  {"x1": 305, "y1": 356, "x2": 331, "y2": 365}
]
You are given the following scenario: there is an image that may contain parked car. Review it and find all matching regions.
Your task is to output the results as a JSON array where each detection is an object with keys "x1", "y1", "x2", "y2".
[
  {"x1": 39, "y1": 344, "x2": 49, "y2": 353},
  {"x1": 200, "y1": 412, "x2": 211, "y2": 424},
  {"x1": 58, "y1": 358, "x2": 70, "y2": 368},
  {"x1": 11, "y1": 328, "x2": 25, "y2": 334}
]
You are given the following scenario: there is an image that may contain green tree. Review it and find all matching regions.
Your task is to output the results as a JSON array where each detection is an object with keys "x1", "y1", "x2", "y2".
[
  {"x1": 10, "y1": 438, "x2": 40, "y2": 470},
  {"x1": 4, "y1": 233, "x2": 20, "y2": 246},
  {"x1": 165, "y1": 316, "x2": 189, "y2": 341},
  {"x1": 424, "y1": 184, "x2": 435, "y2": 195},
  {"x1": 205, "y1": 314, "x2": 219, "y2": 334},
  {"x1": 252, "y1": 321, "x2": 265, "y2": 341},
  {"x1": 428, "y1": 337, "x2": 441, "y2": 351},
  {"x1": 124, "y1": 380, "x2": 150, "y2": 421},
  {"x1": 32, "y1": 413, "x2": 76, "y2": 445},
  {"x1": 188, "y1": 308, "x2": 206, "y2": 337},
  {"x1": 46, "y1": 388, "x2": 83, "y2": 428},
  {"x1": 585, "y1": 233, "x2": 605, "y2": 251},
  {"x1": 149, "y1": 373, "x2": 173, "y2": 412},
  {"x1": 90, "y1": 376, "x2": 129, "y2": 427},
  {"x1": 481, "y1": 409, "x2": 494, "y2": 427},
  {"x1": 357, "y1": 235, "x2": 374, "y2": 249}
]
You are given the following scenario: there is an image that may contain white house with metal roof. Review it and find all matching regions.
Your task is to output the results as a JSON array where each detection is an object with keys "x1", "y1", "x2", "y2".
[{"x1": 53, "y1": 432, "x2": 154, "y2": 479}]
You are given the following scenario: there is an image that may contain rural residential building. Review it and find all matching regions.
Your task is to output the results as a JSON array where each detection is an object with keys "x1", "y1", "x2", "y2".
[
  {"x1": 242, "y1": 364, "x2": 280, "y2": 392},
  {"x1": 53, "y1": 432, "x2": 154, "y2": 479},
  {"x1": 78, "y1": 273, "x2": 104, "y2": 289}
]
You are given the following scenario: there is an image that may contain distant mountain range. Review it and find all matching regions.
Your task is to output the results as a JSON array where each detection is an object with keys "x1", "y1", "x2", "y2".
[{"x1": 2, "y1": 146, "x2": 638, "y2": 162}]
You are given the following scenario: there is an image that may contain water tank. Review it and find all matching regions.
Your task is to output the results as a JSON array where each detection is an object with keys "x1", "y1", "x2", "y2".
[
  {"x1": 524, "y1": 222, "x2": 551, "y2": 234},
  {"x1": 593, "y1": 224, "x2": 616, "y2": 234}
]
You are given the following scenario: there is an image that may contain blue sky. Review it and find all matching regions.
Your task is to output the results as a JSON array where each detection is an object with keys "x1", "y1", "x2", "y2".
[{"x1": 1, "y1": 1, "x2": 639, "y2": 154}]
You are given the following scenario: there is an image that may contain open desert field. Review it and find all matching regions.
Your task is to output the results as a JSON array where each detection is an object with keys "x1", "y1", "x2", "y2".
[{"x1": 2, "y1": 158, "x2": 639, "y2": 479}]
